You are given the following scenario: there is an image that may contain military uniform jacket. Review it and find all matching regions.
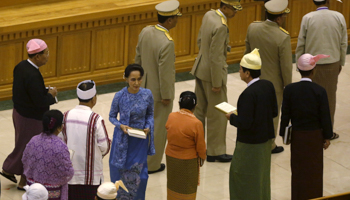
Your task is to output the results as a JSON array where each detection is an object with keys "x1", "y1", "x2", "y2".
[
  {"x1": 191, "y1": 9, "x2": 230, "y2": 88},
  {"x1": 245, "y1": 20, "x2": 292, "y2": 92},
  {"x1": 295, "y1": 8, "x2": 348, "y2": 66},
  {"x1": 135, "y1": 25, "x2": 175, "y2": 101}
]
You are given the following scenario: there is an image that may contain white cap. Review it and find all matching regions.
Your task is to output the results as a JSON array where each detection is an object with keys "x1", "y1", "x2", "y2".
[
  {"x1": 22, "y1": 183, "x2": 48, "y2": 200},
  {"x1": 265, "y1": 0, "x2": 290, "y2": 15},
  {"x1": 156, "y1": 0, "x2": 182, "y2": 16},
  {"x1": 97, "y1": 180, "x2": 129, "y2": 199},
  {"x1": 76, "y1": 80, "x2": 96, "y2": 100},
  {"x1": 240, "y1": 48, "x2": 261, "y2": 70},
  {"x1": 297, "y1": 54, "x2": 330, "y2": 71}
]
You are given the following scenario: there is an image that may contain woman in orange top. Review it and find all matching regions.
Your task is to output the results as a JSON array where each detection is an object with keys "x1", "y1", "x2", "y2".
[{"x1": 165, "y1": 91, "x2": 206, "y2": 200}]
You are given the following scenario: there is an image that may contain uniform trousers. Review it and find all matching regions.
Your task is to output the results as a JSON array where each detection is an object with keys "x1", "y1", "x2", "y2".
[
  {"x1": 312, "y1": 61, "x2": 340, "y2": 126},
  {"x1": 271, "y1": 91, "x2": 283, "y2": 149},
  {"x1": 147, "y1": 100, "x2": 173, "y2": 171},
  {"x1": 194, "y1": 78, "x2": 228, "y2": 156}
]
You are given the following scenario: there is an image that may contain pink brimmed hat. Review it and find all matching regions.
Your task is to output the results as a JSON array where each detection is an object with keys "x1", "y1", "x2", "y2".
[
  {"x1": 26, "y1": 39, "x2": 47, "y2": 54},
  {"x1": 297, "y1": 54, "x2": 330, "y2": 71}
]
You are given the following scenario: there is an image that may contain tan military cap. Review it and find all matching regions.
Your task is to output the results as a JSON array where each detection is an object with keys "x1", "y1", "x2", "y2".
[
  {"x1": 156, "y1": 0, "x2": 182, "y2": 17},
  {"x1": 265, "y1": 0, "x2": 290, "y2": 15},
  {"x1": 240, "y1": 48, "x2": 261, "y2": 70},
  {"x1": 221, "y1": 0, "x2": 243, "y2": 11}
]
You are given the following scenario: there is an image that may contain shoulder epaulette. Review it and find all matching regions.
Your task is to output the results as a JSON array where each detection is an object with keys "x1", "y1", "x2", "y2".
[
  {"x1": 279, "y1": 27, "x2": 289, "y2": 35},
  {"x1": 253, "y1": 21, "x2": 262, "y2": 23},
  {"x1": 164, "y1": 32, "x2": 173, "y2": 41},
  {"x1": 221, "y1": 17, "x2": 227, "y2": 26}
]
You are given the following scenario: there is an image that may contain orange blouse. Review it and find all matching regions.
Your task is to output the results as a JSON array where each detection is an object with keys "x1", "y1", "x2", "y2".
[{"x1": 165, "y1": 109, "x2": 206, "y2": 160}]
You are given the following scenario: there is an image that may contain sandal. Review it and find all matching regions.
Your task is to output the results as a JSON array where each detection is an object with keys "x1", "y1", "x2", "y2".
[
  {"x1": 17, "y1": 186, "x2": 25, "y2": 191},
  {"x1": 0, "y1": 171, "x2": 17, "y2": 183},
  {"x1": 330, "y1": 132, "x2": 339, "y2": 140}
]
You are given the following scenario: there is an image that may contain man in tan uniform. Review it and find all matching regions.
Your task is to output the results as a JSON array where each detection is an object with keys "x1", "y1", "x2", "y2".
[
  {"x1": 191, "y1": 0, "x2": 242, "y2": 162},
  {"x1": 244, "y1": 0, "x2": 292, "y2": 154},
  {"x1": 134, "y1": 0, "x2": 181, "y2": 173},
  {"x1": 295, "y1": 0, "x2": 347, "y2": 140}
]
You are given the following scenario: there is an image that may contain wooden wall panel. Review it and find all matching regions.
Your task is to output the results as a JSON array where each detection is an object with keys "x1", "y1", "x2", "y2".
[
  {"x1": 58, "y1": 31, "x2": 91, "y2": 76},
  {"x1": 93, "y1": 26, "x2": 125, "y2": 70},
  {"x1": 0, "y1": 42, "x2": 22, "y2": 85},
  {"x1": 229, "y1": 5, "x2": 257, "y2": 47},
  {"x1": 170, "y1": 15, "x2": 192, "y2": 57}
]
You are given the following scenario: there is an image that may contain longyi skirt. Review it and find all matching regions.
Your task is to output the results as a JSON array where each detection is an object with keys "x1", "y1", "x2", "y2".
[
  {"x1": 229, "y1": 140, "x2": 272, "y2": 200},
  {"x1": 166, "y1": 156, "x2": 199, "y2": 200},
  {"x1": 291, "y1": 129, "x2": 324, "y2": 200}
]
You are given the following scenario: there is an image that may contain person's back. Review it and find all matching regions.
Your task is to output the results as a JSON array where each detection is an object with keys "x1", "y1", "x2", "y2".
[
  {"x1": 166, "y1": 110, "x2": 206, "y2": 159},
  {"x1": 136, "y1": 25, "x2": 175, "y2": 101},
  {"x1": 61, "y1": 80, "x2": 111, "y2": 200},
  {"x1": 245, "y1": 21, "x2": 291, "y2": 92},
  {"x1": 299, "y1": 10, "x2": 346, "y2": 64},
  {"x1": 282, "y1": 81, "x2": 331, "y2": 131}
]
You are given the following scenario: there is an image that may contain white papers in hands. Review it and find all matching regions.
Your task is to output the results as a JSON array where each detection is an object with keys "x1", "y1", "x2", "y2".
[
  {"x1": 127, "y1": 128, "x2": 147, "y2": 139},
  {"x1": 215, "y1": 102, "x2": 237, "y2": 114}
]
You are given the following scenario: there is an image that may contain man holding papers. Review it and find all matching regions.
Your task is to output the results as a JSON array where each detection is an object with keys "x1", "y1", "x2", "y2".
[
  {"x1": 225, "y1": 49, "x2": 277, "y2": 200},
  {"x1": 279, "y1": 54, "x2": 332, "y2": 200}
]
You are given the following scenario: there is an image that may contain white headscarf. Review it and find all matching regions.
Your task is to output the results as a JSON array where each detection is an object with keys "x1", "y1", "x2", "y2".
[{"x1": 22, "y1": 183, "x2": 48, "y2": 200}]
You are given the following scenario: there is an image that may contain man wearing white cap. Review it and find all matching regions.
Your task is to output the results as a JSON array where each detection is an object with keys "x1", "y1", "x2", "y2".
[
  {"x1": 0, "y1": 39, "x2": 57, "y2": 189},
  {"x1": 225, "y1": 49, "x2": 277, "y2": 200},
  {"x1": 95, "y1": 180, "x2": 128, "y2": 200},
  {"x1": 191, "y1": 0, "x2": 242, "y2": 163},
  {"x1": 134, "y1": 0, "x2": 182, "y2": 174},
  {"x1": 60, "y1": 80, "x2": 111, "y2": 200},
  {"x1": 280, "y1": 54, "x2": 333, "y2": 200},
  {"x1": 295, "y1": 0, "x2": 347, "y2": 140},
  {"x1": 244, "y1": 0, "x2": 292, "y2": 154}
]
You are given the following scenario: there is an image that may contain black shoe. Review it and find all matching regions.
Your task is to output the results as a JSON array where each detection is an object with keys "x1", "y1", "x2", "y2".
[
  {"x1": 330, "y1": 132, "x2": 339, "y2": 140},
  {"x1": 271, "y1": 146, "x2": 284, "y2": 154},
  {"x1": 207, "y1": 154, "x2": 233, "y2": 162},
  {"x1": 148, "y1": 163, "x2": 165, "y2": 174},
  {"x1": 17, "y1": 186, "x2": 25, "y2": 191}
]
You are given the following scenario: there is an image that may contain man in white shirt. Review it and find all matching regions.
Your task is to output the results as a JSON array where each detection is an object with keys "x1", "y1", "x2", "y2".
[
  {"x1": 61, "y1": 80, "x2": 111, "y2": 200},
  {"x1": 295, "y1": 0, "x2": 347, "y2": 140}
]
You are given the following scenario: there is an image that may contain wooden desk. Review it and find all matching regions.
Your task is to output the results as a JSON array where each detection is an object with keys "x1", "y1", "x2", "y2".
[{"x1": 0, "y1": 0, "x2": 349, "y2": 100}]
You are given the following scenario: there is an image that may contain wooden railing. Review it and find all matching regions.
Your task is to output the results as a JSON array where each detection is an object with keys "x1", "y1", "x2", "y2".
[
  {"x1": 311, "y1": 192, "x2": 350, "y2": 200},
  {"x1": 0, "y1": 0, "x2": 348, "y2": 101}
]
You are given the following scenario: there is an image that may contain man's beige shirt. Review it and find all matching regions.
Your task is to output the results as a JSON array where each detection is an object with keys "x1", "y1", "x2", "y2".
[
  {"x1": 191, "y1": 9, "x2": 230, "y2": 88},
  {"x1": 245, "y1": 20, "x2": 293, "y2": 92},
  {"x1": 295, "y1": 8, "x2": 348, "y2": 66},
  {"x1": 135, "y1": 25, "x2": 175, "y2": 101}
]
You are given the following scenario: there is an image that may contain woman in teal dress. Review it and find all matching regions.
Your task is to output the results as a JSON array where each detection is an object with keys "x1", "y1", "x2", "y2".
[{"x1": 109, "y1": 64, "x2": 155, "y2": 200}]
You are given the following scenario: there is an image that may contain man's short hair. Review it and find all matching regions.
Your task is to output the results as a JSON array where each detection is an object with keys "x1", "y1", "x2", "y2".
[
  {"x1": 242, "y1": 66, "x2": 261, "y2": 79},
  {"x1": 298, "y1": 68, "x2": 313, "y2": 77},
  {"x1": 28, "y1": 49, "x2": 45, "y2": 58},
  {"x1": 78, "y1": 82, "x2": 95, "y2": 103},
  {"x1": 313, "y1": 0, "x2": 327, "y2": 6},
  {"x1": 157, "y1": 14, "x2": 176, "y2": 23},
  {"x1": 266, "y1": 11, "x2": 284, "y2": 21},
  {"x1": 220, "y1": 2, "x2": 227, "y2": 8}
]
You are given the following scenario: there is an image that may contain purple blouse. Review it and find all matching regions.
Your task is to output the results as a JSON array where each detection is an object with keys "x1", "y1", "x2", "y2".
[{"x1": 22, "y1": 133, "x2": 74, "y2": 200}]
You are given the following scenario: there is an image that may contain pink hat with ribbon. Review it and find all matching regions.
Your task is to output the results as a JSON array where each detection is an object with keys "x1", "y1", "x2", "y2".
[
  {"x1": 26, "y1": 39, "x2": 47, "y2": 54},
  {"x1": 297, "y1": 54, "x2": 330, "y2": 71}
]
